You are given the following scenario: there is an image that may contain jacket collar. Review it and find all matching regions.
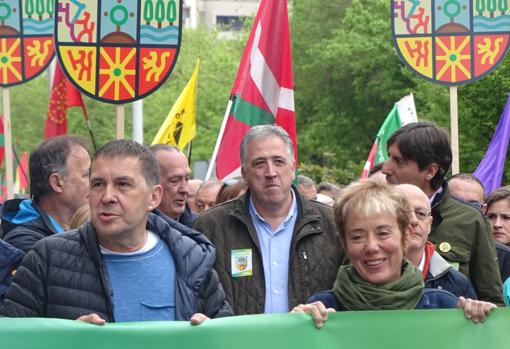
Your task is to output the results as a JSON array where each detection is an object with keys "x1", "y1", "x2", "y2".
[
  {"x1": 431, "y1": 181, "x2": 449, "y2": 231},
  {"x1": 428, "y1": 250, "x2": 452, "y2": 278}
]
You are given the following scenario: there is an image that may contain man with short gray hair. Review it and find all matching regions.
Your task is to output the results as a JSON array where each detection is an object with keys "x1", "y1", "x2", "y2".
[
  {"x1": 195, "y1": 125, "x2": 344, "y2": 315},
  {"x1": 1, "y1": 135, "x2": 91, "y2": 253}
]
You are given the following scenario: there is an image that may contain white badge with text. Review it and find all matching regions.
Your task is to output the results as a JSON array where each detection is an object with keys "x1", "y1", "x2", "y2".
[{"x1": 231, "y1": 249, "x2": 253, "y2": 277}]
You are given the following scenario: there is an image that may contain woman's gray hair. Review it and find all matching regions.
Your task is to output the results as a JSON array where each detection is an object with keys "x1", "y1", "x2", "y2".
[{"x1": 240, "y1": 125, "x2": 294, "y2": 166}]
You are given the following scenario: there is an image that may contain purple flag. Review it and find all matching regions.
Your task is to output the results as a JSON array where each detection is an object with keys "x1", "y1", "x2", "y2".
[{"x1": 474, "y1": 94, "x2": 510, "y2": 195}]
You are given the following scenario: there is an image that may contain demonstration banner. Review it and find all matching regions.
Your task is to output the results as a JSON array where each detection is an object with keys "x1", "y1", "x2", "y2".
[{"x1": 2, "y1": 309, "x2": 509, "y2": 349}]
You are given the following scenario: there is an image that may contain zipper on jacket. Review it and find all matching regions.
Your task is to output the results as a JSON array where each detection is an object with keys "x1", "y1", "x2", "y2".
[{"x1": 301, "y1": 250, "x2": 311, "y2": 300}]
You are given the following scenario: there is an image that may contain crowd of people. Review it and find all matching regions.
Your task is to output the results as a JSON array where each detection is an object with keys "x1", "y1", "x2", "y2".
[{"x1": 0, "y1": 121, "x2": 504, "y2": 329}]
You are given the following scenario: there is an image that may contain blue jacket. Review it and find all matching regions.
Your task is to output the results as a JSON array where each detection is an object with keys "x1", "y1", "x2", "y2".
[
  {"x1": 425, "y1": 251, "x2": 478, "y2": 299},
  {"x1": 178, "y1": 204, "x2": 199, "y2": 229},
  {"x1": 0, "y1": 239, "x2": 24, "y2": 299},
  {"x1": 0, "y1": 213, "x2": 232, "y2": 321},
  {"x1": 308, "y1": 288, "x2": 459, "y2": 311},
  {"x1": 1, "y1": 199, "x2": 61, "y2": 253}
]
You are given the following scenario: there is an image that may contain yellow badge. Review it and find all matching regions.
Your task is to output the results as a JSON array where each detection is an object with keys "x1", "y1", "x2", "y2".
[{"x1": 439, "y1": 242, "x2": 451, "y2": 253}]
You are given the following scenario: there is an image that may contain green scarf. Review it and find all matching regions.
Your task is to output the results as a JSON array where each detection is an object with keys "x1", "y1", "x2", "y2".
[{"x1": 333, "y1": 260, "x2": 424, "y2": 311}]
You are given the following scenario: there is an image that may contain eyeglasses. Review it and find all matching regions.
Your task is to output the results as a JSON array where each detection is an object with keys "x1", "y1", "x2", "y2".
[{"x1": 410, "y1": 208, "x2": 431, "y2": 221}]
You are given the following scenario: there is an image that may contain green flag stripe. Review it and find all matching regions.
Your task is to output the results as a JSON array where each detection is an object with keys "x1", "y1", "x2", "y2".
[
  {"x1": 0, "y1": 134, "x2": 4, "y2": 146},
  {"x1": 232, "y1": 97, "x2": 275, "y2": 126}
]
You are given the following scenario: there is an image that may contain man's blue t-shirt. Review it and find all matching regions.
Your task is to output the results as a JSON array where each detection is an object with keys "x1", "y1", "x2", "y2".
[{"x1": 102, "y1": 232, "x2": 176, "y2": 322}]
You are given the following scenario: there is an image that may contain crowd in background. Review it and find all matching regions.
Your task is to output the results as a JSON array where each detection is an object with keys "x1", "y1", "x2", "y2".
[{"x1": 0, "y1": 122, "x2": 503, "y2": 328}]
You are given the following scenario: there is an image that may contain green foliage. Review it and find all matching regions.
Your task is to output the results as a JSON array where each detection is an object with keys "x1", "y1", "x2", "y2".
[
  {"x1": 7, "y1": 0, "x2": 510, "y2": 187},
  {"x1": 291, "y1": 0, "x2": 510, "y2": 185},
  {"x1": 7, "y1": 26, "x2": 245, "y2": 164}
]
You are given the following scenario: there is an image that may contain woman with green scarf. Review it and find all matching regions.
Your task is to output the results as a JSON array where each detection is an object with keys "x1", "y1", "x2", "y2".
[{"x1": 292, "y1": 180, "x2": 495, "y2": 327}]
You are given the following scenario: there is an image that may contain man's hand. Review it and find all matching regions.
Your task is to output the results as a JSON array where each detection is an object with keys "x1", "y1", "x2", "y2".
[
  {"x1": 291, "y1": 301, "x2": 335, "y2": 328},
  {"x1": 457, "y1": 296, "x2": 497, "y2": 323},
  {"x1": 77, "y1": 313, "x2": 107, "y2": 325},
  {"x1": 190, "y1": 313, "x2": 210, "y2": 325}
]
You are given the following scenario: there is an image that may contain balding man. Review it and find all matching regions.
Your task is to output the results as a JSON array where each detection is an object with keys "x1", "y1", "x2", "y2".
[
  {"x1": 396, "y1": 184, "x2": 477, "y2": 298},
  {"x1": 195, "y1": 180, "x2": 222, "y2": 214},
  {"x1": 447, "y1": 173, "x2": 510, "y2": 283},
  {"x1": 150, "y1": 145, "x2": 198, "y2": 228}
]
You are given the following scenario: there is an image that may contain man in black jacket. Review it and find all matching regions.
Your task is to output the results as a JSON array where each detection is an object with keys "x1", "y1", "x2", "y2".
[{"x1": 0, "y1": 140, "x2": 231, "y2": 324}]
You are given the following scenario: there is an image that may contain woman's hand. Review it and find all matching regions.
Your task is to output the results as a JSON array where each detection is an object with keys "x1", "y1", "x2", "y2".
[
  {"x1": 457, "y1": 296, "x2": 497, "y2": 323},
  {"x1": 291, "y1": 301, "x2": 336, "y2": 328}
]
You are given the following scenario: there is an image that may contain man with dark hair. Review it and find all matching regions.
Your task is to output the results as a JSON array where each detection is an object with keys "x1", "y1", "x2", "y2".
[
  {"x1": 0, "y1": 140, "x2": 231, "y2": 323},
  {"x1": 195, "y1": 125, "x2": 344, "y2": 315},
  {"x1": 150, "y1": 144, "x2": 198, "y2": 227},
  {"x1": 1, "y1": 135, "x2": 91, "y2": 253},
  {"x1": 382, "y1": 121, "x2": 503, "y2": 304}
]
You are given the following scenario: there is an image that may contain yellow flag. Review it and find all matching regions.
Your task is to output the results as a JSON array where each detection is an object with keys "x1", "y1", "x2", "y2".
[{"x1": 152, "y1": 59, "x2": 200, "y2": 149}]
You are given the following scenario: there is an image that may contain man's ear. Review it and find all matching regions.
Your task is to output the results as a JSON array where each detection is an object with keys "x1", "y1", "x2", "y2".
[
  {"x1": 48, "y1": 173, "x2": 64, "y2": 194},
  {"x1": 241, "y1": 166, "x2": 247, "y2": 182},
  {"x1": 424, "y1": 163, "x2": 439, "y2": 181},
  {"x1": 148, "y1": 184, "x2": 163, "y2": 211}
]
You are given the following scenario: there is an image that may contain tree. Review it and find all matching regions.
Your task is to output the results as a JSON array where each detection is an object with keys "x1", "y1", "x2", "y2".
[
  {"x1": 25, "y1": 0, "x2": 34, "y2": 18},
  {"x1": 143, "y1": 0, "x2": 154, "y2": 25}
]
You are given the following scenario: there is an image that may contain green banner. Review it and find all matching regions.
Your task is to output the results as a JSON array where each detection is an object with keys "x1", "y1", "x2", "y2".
[{"x1": 1, "y1": 309, "x2": 509, "y2": 349}]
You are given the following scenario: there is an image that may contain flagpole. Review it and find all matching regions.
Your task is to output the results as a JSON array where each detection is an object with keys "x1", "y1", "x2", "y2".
[
  {"x1": 187, "y1": 141, "x2": 193, "y2": 164},
  {"x1": 450, "y1": 86, "x2": 459, "y2": 174},
  {"x1": 12, "y1": 145, "x2": 27, "y2": 183},
  {"x1": 116, "y1": 105, "x2": 125, "y2": 139},
  {"x1": 205, "y1": 96, "x2": 234, "y2": 180},
  {"x1": 2, "y1": 88, "x2": 13, "y2": 199},
  {"x1": 132, "y1": 100, "x2": 143, "y2": 144}
]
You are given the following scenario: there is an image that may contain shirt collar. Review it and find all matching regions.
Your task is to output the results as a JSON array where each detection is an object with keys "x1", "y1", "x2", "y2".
[
  {"x1": 429, "y1": 185, "x2": 443, "y2": 204},
  {"x1": 248, "y1": 190, "x2": 297, "y2": 227}
]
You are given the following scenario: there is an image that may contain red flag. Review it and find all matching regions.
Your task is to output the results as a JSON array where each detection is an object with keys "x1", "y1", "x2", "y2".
[
  {"x1": 15, "y1": 151, "x2": 28, "y2": 193},
  {"x1": 44, "y1": 62, "x2": 88, "y2": 139},
  {"x1": 214, "y1": 0, "x2": 296, "y2": 180}
]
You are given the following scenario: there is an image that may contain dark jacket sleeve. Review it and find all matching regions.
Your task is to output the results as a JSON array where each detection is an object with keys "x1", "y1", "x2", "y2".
[
  {"x1": 3, "y1": 227, "x2": 47, "y2": 254},
  {"x1": 470, "y1": 218, "x2": 503, "y2": 305},
  {"x1": 197, "y1": 268, "x2": 233, "y2": 318},
  {"x1": 0, "y1": 240, "x2": 49, "y2": 317}
]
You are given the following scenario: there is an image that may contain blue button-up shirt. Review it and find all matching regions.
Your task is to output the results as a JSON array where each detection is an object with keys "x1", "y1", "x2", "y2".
[{"x1": 249, "y1": 191, "x2": 297, "y2": 313}]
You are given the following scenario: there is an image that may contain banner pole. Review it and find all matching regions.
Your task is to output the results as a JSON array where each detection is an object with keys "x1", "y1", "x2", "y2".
[
  {"x1": 205, "y1": 97, "x2": 233, "y2": 180},
  {"x1": 116, "y1": 104, "x2": 125, "y2": 140},
  {"x1": 450, "y1": 86, "x2": 459, "y2": 175},
  {"x1": 2, "y1": 88, "x2": 14, "y2": 199}
]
